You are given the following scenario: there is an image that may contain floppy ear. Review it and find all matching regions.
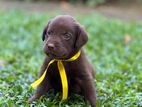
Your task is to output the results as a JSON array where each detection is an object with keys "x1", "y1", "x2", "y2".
[
  {"x1": 42, "y1": 20, "x2": 51, "y2": 41},
  {"x1": 74, "y1": 25, "x2": 88, "y2": 49}
]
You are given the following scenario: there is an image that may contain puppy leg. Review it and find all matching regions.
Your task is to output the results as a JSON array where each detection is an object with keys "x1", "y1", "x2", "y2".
[
  {"x1": 27, "y1": 57, "x2": 51, "y2": 103},
  {"x1": 27, "y1": 76, "x2": 51, "y2": 103},
  {"x1": 81, "y1": 79, "x2": 96, "y2": 107}
]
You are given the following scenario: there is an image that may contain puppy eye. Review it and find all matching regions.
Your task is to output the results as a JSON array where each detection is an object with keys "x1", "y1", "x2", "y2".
[
  {"x1": 47, "y1": 30, "x2": 53, "y2": 35},
  {"x1": 63, "y1": 32, "x2": 71, "y2": 40}
]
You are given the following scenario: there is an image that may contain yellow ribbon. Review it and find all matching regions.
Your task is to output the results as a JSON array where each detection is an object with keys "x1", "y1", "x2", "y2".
[{"x1": 31, "y1": 51, "x2": 81, "y2": 100}]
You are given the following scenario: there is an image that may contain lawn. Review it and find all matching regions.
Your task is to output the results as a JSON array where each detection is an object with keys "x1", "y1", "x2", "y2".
[{"x1": 0, "y1": 10, "x2": 142, "y2": 107}]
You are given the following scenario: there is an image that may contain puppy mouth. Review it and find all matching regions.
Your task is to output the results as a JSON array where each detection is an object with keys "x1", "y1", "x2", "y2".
[{"x1": 46, "y1": 51, "x2": 67, "y2": 59}]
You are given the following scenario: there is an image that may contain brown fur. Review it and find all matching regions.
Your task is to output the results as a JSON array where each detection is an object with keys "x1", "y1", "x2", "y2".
[{"x1": 28, "y1": 15, "x2": 96, "y2": 107}]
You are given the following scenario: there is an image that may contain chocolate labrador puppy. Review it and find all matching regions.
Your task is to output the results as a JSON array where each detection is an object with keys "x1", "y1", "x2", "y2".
[{"x1": 28, "y1": 15, "x2": 96, "y2": 107}]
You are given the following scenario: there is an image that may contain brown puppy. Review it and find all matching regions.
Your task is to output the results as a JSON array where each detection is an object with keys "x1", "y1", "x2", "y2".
[{"x1": 28, "y1": 15, "x2": 96, "y2": 107}]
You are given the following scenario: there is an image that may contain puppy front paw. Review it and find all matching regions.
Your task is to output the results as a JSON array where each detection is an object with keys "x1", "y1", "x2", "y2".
[{"x1": 27, "y1": 95, "x2": 38, "y2": 103}]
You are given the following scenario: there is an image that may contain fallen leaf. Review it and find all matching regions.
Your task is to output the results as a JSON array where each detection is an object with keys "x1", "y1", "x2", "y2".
[
  {"x1": 60, "y1": 1, "x2": 71, "y2": 11},
  {"x1": 124, "y1": 34, "x2": 131, "y2": 45}
]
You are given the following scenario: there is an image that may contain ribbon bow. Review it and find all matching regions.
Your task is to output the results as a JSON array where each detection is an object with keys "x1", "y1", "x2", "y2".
[{"x1": 31, "y1": 51, "x2": 81, "y2": 100}]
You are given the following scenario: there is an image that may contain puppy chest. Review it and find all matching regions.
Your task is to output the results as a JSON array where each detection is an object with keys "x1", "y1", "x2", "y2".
[{"x1": 47, "y1": 62, "x2": 77, "y2": 90}]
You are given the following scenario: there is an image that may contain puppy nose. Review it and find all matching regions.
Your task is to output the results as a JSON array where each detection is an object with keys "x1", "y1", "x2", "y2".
[{"x1": 47, "y1": 43, "x2": 55, "y2": 50}]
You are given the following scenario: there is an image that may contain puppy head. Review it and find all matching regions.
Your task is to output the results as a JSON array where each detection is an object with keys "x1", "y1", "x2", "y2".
[{"x1": 42, "y1": 15, "x2": 88, "y2": 59}]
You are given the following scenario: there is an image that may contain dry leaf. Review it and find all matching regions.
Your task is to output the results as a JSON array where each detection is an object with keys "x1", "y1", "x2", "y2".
[
  {"x1": 124, "y1": 34, "x2": 131, "y2": 45},
  {"x1": 60, "y1": 1, "x2": 71, "y2": 10}
]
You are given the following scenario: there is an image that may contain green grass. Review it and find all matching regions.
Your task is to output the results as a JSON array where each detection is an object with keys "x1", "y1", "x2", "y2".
[{"x1": 0, "y1": 10, "x2": 142, "y2": 107}]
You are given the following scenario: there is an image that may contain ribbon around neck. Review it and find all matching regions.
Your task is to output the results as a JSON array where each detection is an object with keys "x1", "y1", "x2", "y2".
[{"x1": 31, "y1": 51, "x2": 81, "y2": 100}]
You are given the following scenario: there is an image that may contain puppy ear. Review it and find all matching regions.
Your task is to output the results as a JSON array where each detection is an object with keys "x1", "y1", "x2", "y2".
[
  {"x1": 42, "y1": 27, "x2": 47, "y2": 41},
  {"x1": 75, "y1": 25, "x2": 88, "y2": 49},
  {"x1": 42, "y1": 20, "x2": 51, "y2": 41}
]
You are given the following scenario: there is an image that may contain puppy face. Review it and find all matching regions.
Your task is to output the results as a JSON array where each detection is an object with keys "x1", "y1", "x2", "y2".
[{"x1": 42, "y1": 15, "x2": 88, "y2": 59}]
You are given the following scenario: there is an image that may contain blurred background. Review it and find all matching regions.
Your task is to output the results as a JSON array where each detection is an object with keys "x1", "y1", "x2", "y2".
[
  {"x1": 0, "y1": 0, "x2": 142, "y2": 20},
  {"x1": 0, "y1": 0, "x2": 142, "y2": 107}
]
